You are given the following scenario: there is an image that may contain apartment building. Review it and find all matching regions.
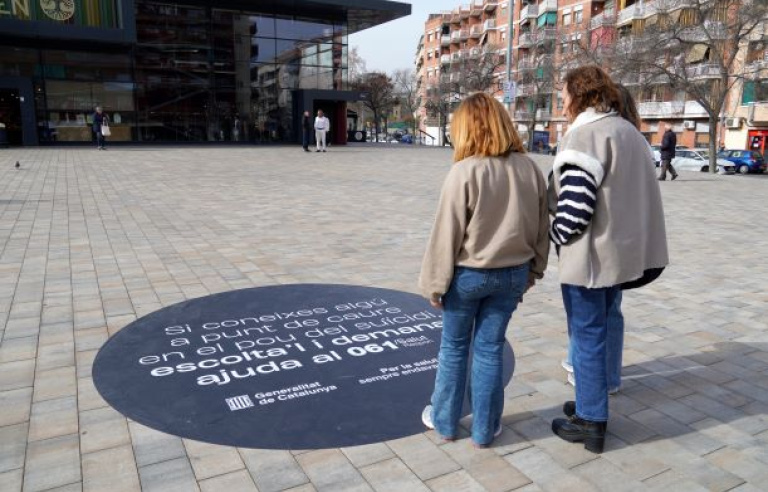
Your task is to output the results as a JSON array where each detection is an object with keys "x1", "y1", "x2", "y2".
[
  {"x1": 417, "y1": 3, "x2": 511, "y2": 145},
  {"x1": 417, "y1": 0, "x2": 767, "y2": 151}
]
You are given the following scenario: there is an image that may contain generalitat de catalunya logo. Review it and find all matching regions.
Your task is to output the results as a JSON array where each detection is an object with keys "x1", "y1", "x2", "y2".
[{"x1": 40, "y1": 0, "x2": 75, "y2": 21}]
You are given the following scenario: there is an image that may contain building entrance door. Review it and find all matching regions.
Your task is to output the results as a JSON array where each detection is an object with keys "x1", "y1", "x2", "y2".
[
  {"x1": 0, "y1": 77, "x2": 37, "y2": 146},
  {"x1": 0, "y1": 89, "x2": 23, "y2": 146}
]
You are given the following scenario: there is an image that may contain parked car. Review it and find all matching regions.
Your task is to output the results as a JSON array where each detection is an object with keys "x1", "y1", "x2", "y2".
[
  {"x1": 400, "y1": 134, "x2": 414, "y2": 144},
  {"x1": 672, "y1": 149, "x2": 736, "y2": 174},
  {"x1": 717, "y1": 150, "x2": 766, "y2": 174},
  {"x1": 650, "y1": 145, "x2": 662, "y2": 166}
]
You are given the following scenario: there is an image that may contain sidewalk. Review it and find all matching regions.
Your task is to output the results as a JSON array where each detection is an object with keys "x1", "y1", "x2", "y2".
[{"x1": 1, "y1": 146, "x2": 767, "y2": 492}]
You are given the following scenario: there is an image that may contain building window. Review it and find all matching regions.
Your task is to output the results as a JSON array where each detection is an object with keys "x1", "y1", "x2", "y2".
[
  {"x1": 562, "y1": 12, "x2": 572, "y2": 26},
  {"x1": 574, "y1": 9, "x2": 583, "y2": 24},
  {"x1": 742, "y1": 80, "x2": 768, "y2": 105}
]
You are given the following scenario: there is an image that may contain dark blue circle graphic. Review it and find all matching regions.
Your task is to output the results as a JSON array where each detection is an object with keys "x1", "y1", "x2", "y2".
[{"x1": 93, "y1": 284, "x2": 514, "y2": 449}]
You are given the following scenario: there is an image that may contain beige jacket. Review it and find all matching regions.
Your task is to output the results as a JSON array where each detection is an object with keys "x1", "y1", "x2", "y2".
[
  {"x1": 553, "y1": 109, "x2": 669, "y2": 288},
  {"x1": 419, "y1": 153, "x2": 550, "y2": 299}
]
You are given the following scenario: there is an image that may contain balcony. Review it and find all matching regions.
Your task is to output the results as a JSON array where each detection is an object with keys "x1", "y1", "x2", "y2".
[
  {"x1": 638, "y1": 101, "x2": 686, "y2": 117},
  {"x1": 452, "y1": 51, "x2": 463, "y2": 62},
  {"x1": 471, "y1": 25, "x2": 483, "y2": 37},
  {"x1": 746, "y1": 59, "x2": 768, "y2": 79},
  {"x1": 459, "y1": 28, "x2": 470, "y2": 40},
  {"x1": 520, "y1": 4, "x2": 538, "y2": 22},
  {"x1": 536, "y1": 28, "x2": 557, "y2": 43},
  {"x1": 590, "y1": 12, "x2": 616, "y2": 29},
  {"x1": 617, "y1": 4, "x2": 642, "y2": 25},
  {"x1": 681, "y1": 21, "x2": 728, "y2": 42},
  {"x1": 517, "y1": 57, "x2": 537, "y2": 70},
  {"x1": 471, "y1": 1, "x2": 485, "y2": 16},
  {"x1": 519, "y1": 32, "x2": 534, "y2": 47},
  {"x1": 686, "y1": 63, "x2": 721, "y2": 80},
  {"x1": 517, "y1": 83, "x2": 535, "y2": 97},
  {"x1": 514, "y1": 110, "x2": 532, "y2": 120},
  {"x1": 484, "y1": 19, "x2": 497, "y2": 30},
  {"x1": 441, "y1": 35, "x2": 451, "y2": 46},
  {"x1": 441, "y1": 54, "x2": 452, "y2": 64},
  {"x1": 451, "y1": 30, "x2": 462, "y2": 42},
  {"x1": 485, "y1": 2, "x2": 499, "y2": 11},
  {"x1": 469, "y1": 47, "x2": 484, "y2": 58},
  {"x1": 540, "y1": 0, "x2": 558, "y2": 12},
  {"x1": 536, "y1": 109, "x2": 552, "y2": 120}
]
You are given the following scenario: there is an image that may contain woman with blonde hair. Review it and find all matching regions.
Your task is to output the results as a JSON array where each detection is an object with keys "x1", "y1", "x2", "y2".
[{"x1": 419, "y1": 93, "x2": 550, "y2": 448}]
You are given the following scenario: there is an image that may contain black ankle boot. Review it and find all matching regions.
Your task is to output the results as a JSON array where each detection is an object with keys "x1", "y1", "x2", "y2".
[
  {"x1": 563, "y1": 401, "x2": 575, "y2": 417},
  {"x1": 552, "y1": 417, "x2": 607, "y2": 454}
]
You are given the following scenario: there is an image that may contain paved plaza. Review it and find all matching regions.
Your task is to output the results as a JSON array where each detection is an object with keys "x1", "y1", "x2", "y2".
[{"x1": 1, "y1": 145, "x2": 767, "y2": 492}]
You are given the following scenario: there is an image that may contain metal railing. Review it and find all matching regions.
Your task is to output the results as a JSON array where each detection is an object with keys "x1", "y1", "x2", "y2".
[
  {"x1": 520, "y1": 3, "x2": 539, "y2": 21},
  {"x1": 484, "y1": 19, "x2": 497, "y2": 30},
  {"x1": 686, "y1": 63, "x2": 722, "y2": 80}
]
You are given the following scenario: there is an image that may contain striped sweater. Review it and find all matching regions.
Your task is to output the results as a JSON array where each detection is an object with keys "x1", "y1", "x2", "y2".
[{"x1": 550, "y1": 163, "x2": 601, "y2": 246}]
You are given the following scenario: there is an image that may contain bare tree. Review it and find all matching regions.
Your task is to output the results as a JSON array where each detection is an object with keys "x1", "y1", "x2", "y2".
[
  {"x1": 577, "y1": 0, "x2": 768, "y2": 172},
  {"x1": 348, "y1": 46, "x2": 368, "y2": 84},
  {"x1": 392, "y1": 68, "x2": 420, "y2": 136},
  {"x1": 350, "y1": 72, "x2": 396, "y2": 142},
  {"x1": 424, "y1": 44, "x2": 506, "y2": 145},
  {"x1": 514, "y1": 29, "x2": 558, "y2": 151}
]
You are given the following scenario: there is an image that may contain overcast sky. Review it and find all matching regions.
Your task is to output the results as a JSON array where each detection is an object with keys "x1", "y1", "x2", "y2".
[{"x1": 349, "y1": 0, "x2": 448, "y2": 74}]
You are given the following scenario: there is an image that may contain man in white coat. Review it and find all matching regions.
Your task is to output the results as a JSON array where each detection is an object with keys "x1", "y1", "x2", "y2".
[{"x1": 314, "y1": 110, "x2": 330, "y2": 152}]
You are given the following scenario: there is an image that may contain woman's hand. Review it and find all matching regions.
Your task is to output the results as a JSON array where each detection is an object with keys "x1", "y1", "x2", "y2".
[{"x1": 430, "y1": 295, "x2": 443, "y2": 310}]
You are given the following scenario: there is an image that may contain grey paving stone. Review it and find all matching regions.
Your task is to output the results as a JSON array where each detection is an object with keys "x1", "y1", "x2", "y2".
[
  {"x1": 0, "y1": 359, "x2": 35, "y2": 392},
  {"x1": 241, "y1": 449, "x2": 309, "y2": 492},
  {"x1": 358, "y1": 458, "x2": 429, "y2": 492},
  {"x1": 341, "y1": 443, "x2": 396, "y2": 468},
  {"x1": 0, "y1": 468, "x2": 24, "y2": 492},
  {"x1": 387, "y1": 434, "x2": 460, "y2": 481},
  {"x1": 139, "y1": 457, "x2": 199, "y2": 492},
  {"x1": 128, "y1": 421, "x2": 187, "y2": 467},
  {"x1": 0, "y1": 423, "x2": 28, "y2": 473},
  {"x1": 183, "y1": 440, "x2": 245, "y2": 481},
  {"x1": 199, "y1": 470, "x2": 259, "y2": 492},
  {"x1": 295, "y1": 449, "x2": 372, "y2": 492},
  {"x1": 425, "y1": 470, "x2": 486, "y2": 492},
  {"x1": 0, "y1": 387, "x2": 32, "y2": 427},
  {"x1": 28, "y1": 396, "x2": 79, "y2": 442},
  {"x1": 23, "y1": 434, "x2": 81, "y2": 492},
  {"x1": 0, "y1": 335, "x2": 37, "y2": 363},
  {"x1": 79, "y1": 406, "x2": 131, "y2": 454},
  {"x1": 32, "y1": 366, "x2": 77, "y2": 402},
  {"x1": 82, "y1": 445, "x2": 140, "y2": 492}
]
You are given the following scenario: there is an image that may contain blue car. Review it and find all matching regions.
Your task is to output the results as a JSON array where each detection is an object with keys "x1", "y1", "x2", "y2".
[{"x1": 717, "y1": 150, "x2": 766, "y2": 174}]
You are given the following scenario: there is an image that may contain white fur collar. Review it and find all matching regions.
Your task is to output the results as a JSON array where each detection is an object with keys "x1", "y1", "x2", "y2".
[{"x1": 566, "y1": 108, "x2": 617, "y2": 134}]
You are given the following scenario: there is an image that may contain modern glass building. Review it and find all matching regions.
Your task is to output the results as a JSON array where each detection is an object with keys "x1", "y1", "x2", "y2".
[{"x1": 0, "y1": 0, "x2": 409, "y2": 146}]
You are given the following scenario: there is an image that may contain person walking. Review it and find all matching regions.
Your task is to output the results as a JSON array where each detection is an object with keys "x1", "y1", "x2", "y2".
[
  {"x1": 302, "y1": 111, "x2": 312, "y2": 152},
  {"x1": 314, "y1": 110, "x2": 330, "y2": 152},
  {"x1": 659, "y1": 123, "x2": 679, "y2": 181},
  {"x1": 549, "y1": 66, "x2": 668, "y2": 454},
  {"x1": 93, "y1": 106, "x2": 109, "y2": 150},
  {"x1": 419, "y1": 93, "x2": 550, "y2": 448}
]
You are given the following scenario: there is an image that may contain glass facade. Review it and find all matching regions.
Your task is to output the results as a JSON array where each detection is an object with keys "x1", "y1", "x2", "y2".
[{"x1": 0, "y1": 0, "x2": 357, "y2": 144}]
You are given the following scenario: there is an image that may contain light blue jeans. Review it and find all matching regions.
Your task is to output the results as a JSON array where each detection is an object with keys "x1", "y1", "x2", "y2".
[
  {"x1": 565, "y1": 288, "x2": 624, "y2": 392},
  {"x1": 430, "y1": 264, "x2": 529, "y2": 445},
  {"x1": 561, "y1": 284, "x2": 624, "y2": 422}
]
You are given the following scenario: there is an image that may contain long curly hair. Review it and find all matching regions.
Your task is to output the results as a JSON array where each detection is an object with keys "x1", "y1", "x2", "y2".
[{"x1": 563, "y1": 66, "x2": 622, "y2": 120}]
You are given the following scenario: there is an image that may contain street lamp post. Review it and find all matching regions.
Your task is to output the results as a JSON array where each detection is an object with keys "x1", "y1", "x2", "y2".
[{"x1": 505, "y1": 0, "x2": 515, "y2": 113}]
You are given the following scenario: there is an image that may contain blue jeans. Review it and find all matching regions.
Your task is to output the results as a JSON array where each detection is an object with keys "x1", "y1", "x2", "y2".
[
  {"x1": 561, "y1": 284, "x2": 624, "y2": 422},
  {"x1": 430, "y1": 264, "x2": 529, "y2": 445},
  {"x1": 565, "y1": 288, "x2": 624, "y2": 392}
]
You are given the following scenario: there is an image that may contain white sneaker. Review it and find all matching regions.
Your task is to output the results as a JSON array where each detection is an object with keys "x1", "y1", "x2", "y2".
[
  {"x1": 561, "y1": 359, "x2": 574, "y2": 373},
  {"x1": 494, "y1": 424, "x2": 503, "y2": 438},
  {"x1": 421, "y1": 405, "x2": 434, "y2": 430},
  {"x1": 609, "y1": 386, "x2": 621, "y2": 396}
]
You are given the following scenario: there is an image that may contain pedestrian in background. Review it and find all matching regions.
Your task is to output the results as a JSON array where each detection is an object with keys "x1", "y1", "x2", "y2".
[
  {"x1": 93, "y1": 106, "x2": 109, "y2": 151},
  {"x1": 302, "y1": 111, "x2": 312, "y2": 152},
  {"x1": 549, "y1": 66, "x2": 668, "y2": 453},
  {"x1": 659, "y1": 123, "x2": 679, "y2": 180},
  {"x1": 314, "y1": 110, "x2": 330, "y2": 152},
  {"x1": 419, "y1": 93, "x2": 550, "y2": 448}
]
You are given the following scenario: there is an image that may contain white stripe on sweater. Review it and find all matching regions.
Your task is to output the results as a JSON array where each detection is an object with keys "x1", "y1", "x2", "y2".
[
  {"x1": 560, "y1": 184, "x2": 596, "y2": 200},
  {"x1": 556, "y1": 210, "x2": 591, "y2": 226},
  {"x1": 557, "y1": 199, "x2": 595, "y2": 213}
]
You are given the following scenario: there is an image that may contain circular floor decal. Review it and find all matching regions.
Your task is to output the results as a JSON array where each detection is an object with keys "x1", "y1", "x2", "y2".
[{"x1": 93, "y1": 284, "x2": 514, "y2": 449}]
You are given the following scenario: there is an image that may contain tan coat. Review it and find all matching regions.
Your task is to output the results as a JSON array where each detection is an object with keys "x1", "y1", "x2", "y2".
[
  {"x1": 419, "y1": 153, "x2": 550, "y2": 299},
  {"x1": 553, "y1": 109, "x2": 669, "y2": 288}
]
